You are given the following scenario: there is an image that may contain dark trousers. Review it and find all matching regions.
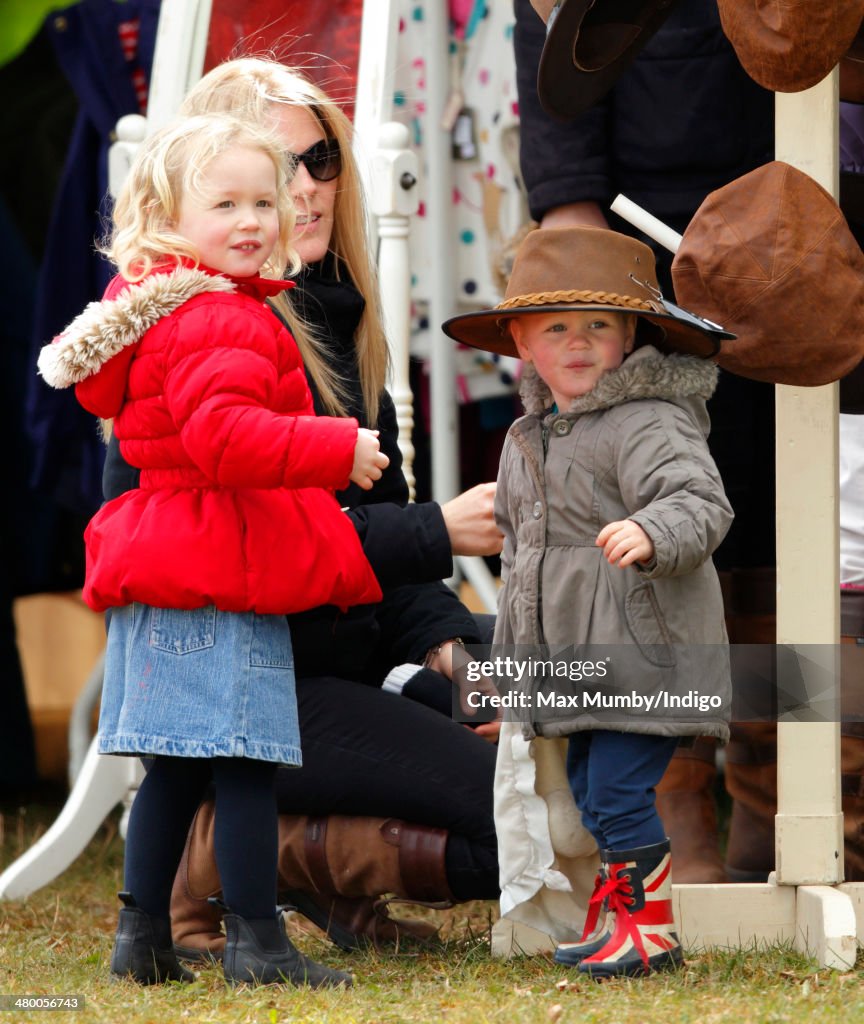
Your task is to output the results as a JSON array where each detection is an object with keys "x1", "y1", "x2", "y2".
[
  {"x1": 275, "y1": 675, "x2": 499, "y2": 900},
  {"x1": 566, "y1": 731, "x2": 678, "y2": 852}
]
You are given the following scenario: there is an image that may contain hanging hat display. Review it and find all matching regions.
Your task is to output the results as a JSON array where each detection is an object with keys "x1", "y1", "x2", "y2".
[
  {"x1": 671, "y1": 161, "x2": 864, "y2": 387},
  {"x1": 717, "y1": 0, "x2": 864, "y2": 94},
  {"x1": 530, "y1": 0, "x2": 680, "y2": 120}
]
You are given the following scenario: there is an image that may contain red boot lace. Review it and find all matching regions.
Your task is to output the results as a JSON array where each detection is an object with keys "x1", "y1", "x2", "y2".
[
  {"x1": 580, "y1": 871, "x2": 605, "y2": 941},
  {"x1": 593, "y1": 866, "x2": 649, "y2": 968}
]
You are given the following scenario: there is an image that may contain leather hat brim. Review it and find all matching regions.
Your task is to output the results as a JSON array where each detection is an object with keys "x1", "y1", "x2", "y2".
[
  {"x1": 537, "y1": 0, "x2": 680, "y2": 120},
  {"x1": 442, "y1": 302, "x2": 731, "y2": 359}
]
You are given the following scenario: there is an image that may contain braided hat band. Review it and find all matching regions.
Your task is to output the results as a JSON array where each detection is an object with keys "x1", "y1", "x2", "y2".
[{"x1": 496, "y1": 289, "x2": 661, "y2": 314}]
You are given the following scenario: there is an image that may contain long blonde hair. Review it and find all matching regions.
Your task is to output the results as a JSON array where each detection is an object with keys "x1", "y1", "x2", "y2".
[
  {"x1": 180, "y1": 57, "x2": 390, "y2": 424},
  {"x1": 107, "y1": 114, "x2": 299, "y2": 282}
]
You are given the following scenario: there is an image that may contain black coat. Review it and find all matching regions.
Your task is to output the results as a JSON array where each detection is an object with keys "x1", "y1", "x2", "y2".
[
  {"x1": 102, "y1": 263, "x2": 479, "y2": 680},
  {"x1": 514, "y1": 0, "x2": 774, "y2": 231}
]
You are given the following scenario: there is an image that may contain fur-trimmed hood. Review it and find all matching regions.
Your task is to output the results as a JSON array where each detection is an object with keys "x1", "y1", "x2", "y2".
[
  {"x1": 37, "y1": 265, "x2": 292, "y2": 390},
  {"x1": 518, "y1": 344, "x2": 719, "y2": 420}
]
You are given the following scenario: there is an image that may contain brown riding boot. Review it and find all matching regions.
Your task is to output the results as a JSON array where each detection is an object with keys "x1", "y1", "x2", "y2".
[
  {"x1": 656, "y1": 738, "x2": 727, "y2": 883},
  {"x1": 170, "y1": 806, "x2": 452, "y2": 958},
  {"x1": 721, "y1": 568, "x2": 778, "y2": 882},
  {"x1": 276, "y1": 815, "x2": 453, "y2": 951},
  {"x1": 170, "y1": 800, "x2": 225, "y2": 961},
  {"x1": 841, "y1": 728, "x2": 864, "y2": 881},
  {"x1": 841, "y1": 600, "x2": 864, "y2": 881},
  {"x1": 723, "y1": 721, "x2": 777, "y2": 881}
]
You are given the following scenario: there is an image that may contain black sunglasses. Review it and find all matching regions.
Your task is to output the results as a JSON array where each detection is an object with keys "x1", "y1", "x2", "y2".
[{"x1": 285, "y1": 138, "x2": 342, "y2": 183}]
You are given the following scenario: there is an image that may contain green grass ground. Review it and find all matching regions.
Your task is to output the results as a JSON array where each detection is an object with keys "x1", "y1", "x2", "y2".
[{"x1": 1, "y1": 800, "x2": 863, "y2": 1024}]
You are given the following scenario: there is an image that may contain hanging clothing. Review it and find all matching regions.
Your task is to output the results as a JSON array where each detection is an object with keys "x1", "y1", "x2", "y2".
[{"x1": 27, "y1": 0, "x2": 161, "y2": 516}]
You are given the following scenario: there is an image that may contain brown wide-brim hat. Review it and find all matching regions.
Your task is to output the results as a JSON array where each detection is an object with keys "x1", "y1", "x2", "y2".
[
  {"x1": 671, "y1": 161, "x2": 864, "y2": 387},
  {"x1": 442, "y1": 227, "x2": 734, "y2": 359},
  {"x1": 532, "y1": 0, "x2": 680, "y2": 120},
  {"x1": 718, "y1": 0, "x2": 864, "y2": 93}
]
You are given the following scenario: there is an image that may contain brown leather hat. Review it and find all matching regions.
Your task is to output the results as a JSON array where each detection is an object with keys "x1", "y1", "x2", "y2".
[
  {"x1": 841, "y1": 24, "x2": 864, "y2": 102},
  {"x1": 531, "y1": 0, "x2": 680, "y2": 120},
  {"x1": 718, "y1": 0, "x2": 864, "y2": 93},
  {"x1": 671, "y1": 161, "x2": 864, "y2": 387},
  {"x1": 442, "y1": 226, "x2": 732, "y2": 358}
]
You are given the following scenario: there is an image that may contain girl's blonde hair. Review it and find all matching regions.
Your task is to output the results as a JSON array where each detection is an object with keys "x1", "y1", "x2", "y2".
[
  {"x1": 180, "y1": 57, "x2": 389, "y2": 424},
  {"x1": 107, "y1": 114, "x2": 300, "y2": 282}
]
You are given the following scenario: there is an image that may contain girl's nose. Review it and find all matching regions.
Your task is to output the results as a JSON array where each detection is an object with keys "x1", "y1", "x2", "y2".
[{"x1": 237, "y1": 207, "x2": 262, "y2": 229}]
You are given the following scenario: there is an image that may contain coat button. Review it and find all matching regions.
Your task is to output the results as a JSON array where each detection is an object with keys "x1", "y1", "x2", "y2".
[
  {"x1": 553, "y1": 418, "x2": 572, "y2": 436},
  {"x1": 532, "y1": 501, "x2": 543, "y2": 519}
]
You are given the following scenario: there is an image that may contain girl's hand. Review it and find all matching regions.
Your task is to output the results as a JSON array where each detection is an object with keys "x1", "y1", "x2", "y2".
[
  {"x1": 350, "y1": 428, "x2": 390, "y2": 490},
  {"x1": 596, "y1": 519, "x2": 654, "y2": 568}
]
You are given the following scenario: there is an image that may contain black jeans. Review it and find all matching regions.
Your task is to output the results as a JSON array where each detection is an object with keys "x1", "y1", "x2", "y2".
[{"x1": 275, "y1": 675, "x2": 499, "y2": 901}]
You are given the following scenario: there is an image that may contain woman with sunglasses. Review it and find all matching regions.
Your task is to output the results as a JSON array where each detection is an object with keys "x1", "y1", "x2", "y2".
[{"x1": 101, "y1": 57, "x2": 503, "y2": 959}]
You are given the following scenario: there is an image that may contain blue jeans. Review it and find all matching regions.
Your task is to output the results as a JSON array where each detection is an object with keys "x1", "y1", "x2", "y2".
[{"x1": 566, "y1": 731, "x2": 678, "y2": 852}]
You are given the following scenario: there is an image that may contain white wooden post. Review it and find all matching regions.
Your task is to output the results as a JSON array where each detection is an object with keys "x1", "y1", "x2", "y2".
[
  {"x1": 423, "y1": 0, "x2": 460, "y2": 508},
  {"x1": 773, "y1": 75, "x2": 858, "y2": 968},
  {"x1": 353, "y1": 0, "x2": 401, "y2": 249},
  {"x1": 773, "y1": 80, "x2": 844, "y2": 886},
  {"x1": 145, "y1": 0, "x2": 212, "y2": 132},
  {"x1": 368, "y1": 122, "x2": 420, "y2": 495}
]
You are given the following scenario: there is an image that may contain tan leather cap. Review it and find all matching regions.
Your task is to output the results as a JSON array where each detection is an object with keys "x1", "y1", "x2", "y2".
[
  {"x1": 442, "y1": 226, "x2": 731, "y2": 358},
  {"x1": 672, "y1": 162, "x2": 864, "y2": 386},
  {"x1": 718, "y1": 0, "x2": 864, "y2": 93}
]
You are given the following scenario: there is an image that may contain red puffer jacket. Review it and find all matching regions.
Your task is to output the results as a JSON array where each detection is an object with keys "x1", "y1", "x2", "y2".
[{"x1": 38, "y1": 263, "x2": 382, "y2": 614}]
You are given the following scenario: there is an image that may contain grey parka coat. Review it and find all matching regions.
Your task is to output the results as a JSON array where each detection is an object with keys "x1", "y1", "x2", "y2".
[{"x1": 493, "y1": 346, "x2": 733, "y2": 743}]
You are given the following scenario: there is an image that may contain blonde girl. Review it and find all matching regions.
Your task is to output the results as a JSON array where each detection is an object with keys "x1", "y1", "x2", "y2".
[{"x1": 39, "y1": 113, "x2": 387, "y2": 989}]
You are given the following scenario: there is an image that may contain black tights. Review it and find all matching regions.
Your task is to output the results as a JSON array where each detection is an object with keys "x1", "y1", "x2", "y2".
[{"x1": 123, "y1": 756, "x2": 278, "y2": 920}]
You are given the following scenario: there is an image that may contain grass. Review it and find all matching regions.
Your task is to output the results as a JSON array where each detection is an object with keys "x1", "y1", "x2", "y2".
[{"x1": 1, "y1": 799, "x2": 863, "y2": 1024}]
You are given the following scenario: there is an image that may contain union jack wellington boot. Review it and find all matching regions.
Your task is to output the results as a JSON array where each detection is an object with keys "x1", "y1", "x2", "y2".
[
  {"x1": 554, "y1": 860, "x2": 612, "y2": 966},
  {"x1": 578, "y1": 840, "x2": 683, "y2": 979}
]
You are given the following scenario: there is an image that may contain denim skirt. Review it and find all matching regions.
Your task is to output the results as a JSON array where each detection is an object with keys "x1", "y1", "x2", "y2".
[{"x1": 98, "y1": 603, "x2": 301, "y2": 765}]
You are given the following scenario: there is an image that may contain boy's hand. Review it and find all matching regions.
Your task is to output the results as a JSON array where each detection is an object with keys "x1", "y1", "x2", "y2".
[
  {"x1": 596, "y1": 519, "x2": 654, "y2": 568},
  {"x1": 350, "y1": 428, "x2": 390, "y2": 490}
]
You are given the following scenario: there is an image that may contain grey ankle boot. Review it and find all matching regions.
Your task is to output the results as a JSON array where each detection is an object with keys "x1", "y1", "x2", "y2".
[
  {"x1": 110, "y1": 892, "x2": 196, "y2": 985},
  {"x1": 218, "y1": 905, "x2": 353, "y2": 989}
]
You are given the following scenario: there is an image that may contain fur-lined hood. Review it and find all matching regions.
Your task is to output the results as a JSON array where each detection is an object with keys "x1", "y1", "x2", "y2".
[
  {"x1": 518, "y1": 344, "x2": 719, "y2": 420},
  {"x1": 37, "y1": 265, "x2": 291, "y2": 390}
]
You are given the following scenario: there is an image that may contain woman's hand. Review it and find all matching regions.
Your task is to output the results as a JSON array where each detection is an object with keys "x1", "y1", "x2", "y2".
[
  {"x1": 596, "y1": 519, "x2": 654, "y2": 568},
  {"x1": 441, "y1": 482, "x2": 503, "y2": 556},
  {"x1": 350, "y1": 428, "x2": 390, "y2": 490},
  {"x1": 428, "y1": 639, "x2": 502, "y2": 742}
]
